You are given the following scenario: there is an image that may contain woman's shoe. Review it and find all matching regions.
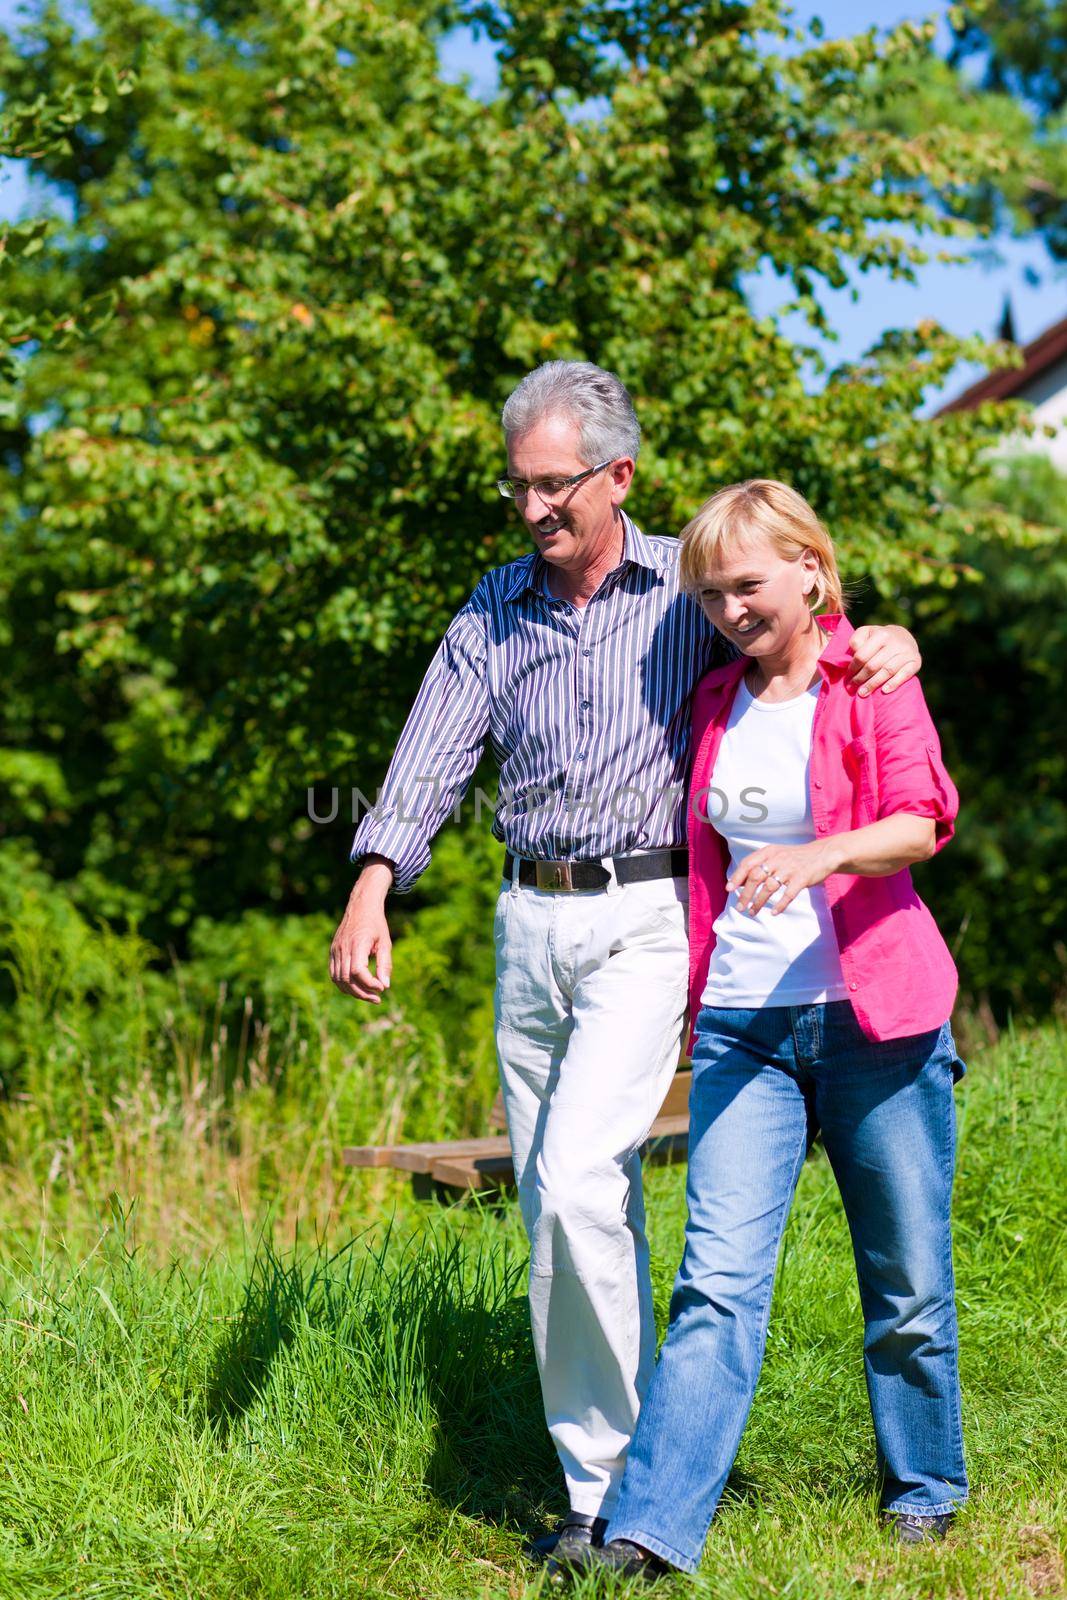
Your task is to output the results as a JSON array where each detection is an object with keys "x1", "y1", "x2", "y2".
[{"x1": 885, "y1": 1511, "x2": 954, "y2": 1545}]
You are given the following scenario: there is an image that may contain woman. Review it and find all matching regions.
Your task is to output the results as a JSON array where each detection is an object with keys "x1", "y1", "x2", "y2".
[{"x1": 569, "y1": 479, "x2": 968, "y2": 1580}]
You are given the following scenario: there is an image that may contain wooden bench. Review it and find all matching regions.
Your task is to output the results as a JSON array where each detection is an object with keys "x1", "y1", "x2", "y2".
[{"x1": 343, "y1": 1066, "x2": 693, "y2": 1199}]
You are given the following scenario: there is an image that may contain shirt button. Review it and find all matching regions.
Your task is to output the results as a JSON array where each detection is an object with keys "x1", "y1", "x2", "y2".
[
  {"x1": 580, "y1": 700, "x2": 591, "y2": 709},
  {"x1": 813, "y1": 780, "x2": 822, "y2": 789},
  {"x1": 848, "y1": 981, "x2": 858, "y2": 992},
  {"x1": 582, "y1": 649, "x2": 592, "y2": 657}
]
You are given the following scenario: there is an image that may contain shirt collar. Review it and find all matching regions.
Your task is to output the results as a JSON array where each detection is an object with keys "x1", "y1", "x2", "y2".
[
  {"x1": 697, "y1": 613, "x2": 855, "y2": 702},
  {"x1": 500, "y1": 553, "x2": 541, "y2": 604},
  {"x1": 813, "y1": 612, "x2": 855, "y2": 675},
  {"x1": 619, "y1": 513, "x2": 669, "y2": 574},
  {"x1": 501, "y1": 512, "x2": 666, "y2": 605}
]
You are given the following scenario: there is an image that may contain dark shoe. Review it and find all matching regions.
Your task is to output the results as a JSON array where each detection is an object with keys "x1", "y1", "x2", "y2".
[
  {"x1": 885, "y1": 1510, "x2": 954, "y2": 1545},
  {"x1": 528, "y1": 1513, "x2": 607, "y2": 1564},
  {"x1": 547, "y1": 1536, "x2": 669, "y2": 1585}
]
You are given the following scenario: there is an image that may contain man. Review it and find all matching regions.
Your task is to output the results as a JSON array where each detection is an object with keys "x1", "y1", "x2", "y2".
[{"x1": 330, "y1": 361, "x2": 920, "y2": 1559}]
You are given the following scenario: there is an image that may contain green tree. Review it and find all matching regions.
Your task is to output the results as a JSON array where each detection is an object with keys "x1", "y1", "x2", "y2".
[
  {"x1": 858, "y1": 2, "x2": 1067, "y2": 256},
  {"x1": 0, "y1": 0, "x2": 1035, "y2": 969},
  {"x1": 913, "y1": 451, "x2": 1067, "y2": 1017},
  {"x1": 948, "y1": 1, "x2": 1067, "y2": 117},
  {"x1": 835, "y1": 2, "x2": 1067, "y2": 1012},
  {"x1": 949, "y1": 1, "x2": 1067, "y2": 254}
]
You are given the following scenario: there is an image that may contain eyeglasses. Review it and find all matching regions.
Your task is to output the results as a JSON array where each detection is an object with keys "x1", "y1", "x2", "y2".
[{"x1": 496, "y1": 459, "x2": 615, "y2": 502}]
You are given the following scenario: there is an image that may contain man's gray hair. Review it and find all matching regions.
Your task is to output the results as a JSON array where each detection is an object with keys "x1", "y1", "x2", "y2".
[{"x1": 501, "y1": 360, "x2": 641, "y2": 464}]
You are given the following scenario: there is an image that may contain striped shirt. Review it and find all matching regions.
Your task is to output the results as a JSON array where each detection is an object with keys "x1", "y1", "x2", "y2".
[{"x1": 350, "y1": 514, "x2": 731, "y2": 892}]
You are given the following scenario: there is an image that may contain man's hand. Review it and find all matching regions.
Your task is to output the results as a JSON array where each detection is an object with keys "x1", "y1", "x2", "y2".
[
  {"x1": 330, "y1": 859, "x2": 395, "y2": 1002},
  {"x1": 847, "y1": 623, "x2": 921, "y2": 697}
]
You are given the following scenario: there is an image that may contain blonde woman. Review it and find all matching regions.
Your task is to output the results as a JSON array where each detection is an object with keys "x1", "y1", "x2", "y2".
[{"x1": 563, "y1": 481, "x2": 968, "y2": 1580}]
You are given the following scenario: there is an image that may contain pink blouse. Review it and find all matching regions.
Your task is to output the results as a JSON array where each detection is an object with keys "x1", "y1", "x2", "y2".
[{"x1": 687, "y1": 614, "x2": 959, "y2": 1049}]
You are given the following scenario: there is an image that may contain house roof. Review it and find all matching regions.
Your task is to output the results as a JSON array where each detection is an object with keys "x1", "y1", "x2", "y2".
[{"x1": 937, "y1": 313, "x2": 1067, "y2": 414}]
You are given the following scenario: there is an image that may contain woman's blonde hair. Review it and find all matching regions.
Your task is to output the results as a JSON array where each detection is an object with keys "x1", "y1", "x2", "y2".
[{"x1": 679, "y1": 478, "x2": 845, "y2": 614}]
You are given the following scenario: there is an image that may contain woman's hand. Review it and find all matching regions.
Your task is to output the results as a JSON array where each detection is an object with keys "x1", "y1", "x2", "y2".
[
  {"x1": 727, "y1": 841, "x2": 836, "y2": 917},
  {"x1": 728, "y1": 814, "x2": 939, "y2": 915}
]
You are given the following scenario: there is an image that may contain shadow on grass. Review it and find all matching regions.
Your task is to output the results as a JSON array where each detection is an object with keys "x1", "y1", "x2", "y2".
[
  {"x1": 421, "y1": 1288, "x2": 561, "y2": 1533},
  {"x1": 203, "y1": 1243, "x2": 306, "y2": 1438},
  {"x1": 353, "y1": 1222, "x2": 560, "y2": 1533},
  {"x1": 200, "y1": 1222, "x2": 886, "y2": 1554},
  {"x1": 198, "y1": 1222, "x2": 559, "y2": 1535}
]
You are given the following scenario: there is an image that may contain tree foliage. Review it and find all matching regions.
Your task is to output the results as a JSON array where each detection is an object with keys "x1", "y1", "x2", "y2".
[
  {"x1": 902, "y1": 450, "x2": 1067, "y2": 1016},
  {"x1": 0, "y1": 0, "x2": 1044, "y2": 987},
  {"x1": 951, "y1": 1, "x2": 1067, "y2": 253},
  {"x1": 949, "y1": 0, "x2": 1067, "y2": 113},
  {"x1": 861, "y1": 2, "x2": 1067, "y2": 257}
]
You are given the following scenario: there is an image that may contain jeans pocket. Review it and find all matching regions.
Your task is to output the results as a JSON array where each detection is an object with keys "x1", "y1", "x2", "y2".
[{"x1": 937, "y1": 1021, "x2": 967, "y2": 1083}]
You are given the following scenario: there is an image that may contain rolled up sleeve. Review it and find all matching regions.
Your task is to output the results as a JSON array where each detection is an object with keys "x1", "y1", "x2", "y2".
[
  {"x1": 350, "y1": 586, "x2": 490, "y2": 893},
  {"x1": 872, "y1": 678, "x2": 959, "y2": 852}
]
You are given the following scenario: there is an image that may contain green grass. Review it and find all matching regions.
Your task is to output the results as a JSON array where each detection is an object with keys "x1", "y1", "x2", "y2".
[{"x1": 0, "y1": 1021, "x2": 1063, "y2": 1599}]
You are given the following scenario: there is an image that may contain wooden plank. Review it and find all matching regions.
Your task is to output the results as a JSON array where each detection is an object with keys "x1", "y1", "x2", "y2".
[
  {"x1": 391, "y1": 1137, "x2": 508, "y2": 1174},
  {"x1": 645, "y1": 1113, "x2": 689, "y2": 1140},
  {"x1": 427, "y1": 1142, "x2": 512, "y2": 1180},
  {"x1": 342, "y1": 1145, "x2": 405, "y2": 1169},
  {"x1": 345, "y1": 1115, "x2": 692, "y2": 1178},
  {"x1": 656, "y1": 1070, "x2": 692, "y2": 1120},
  {"x1": 343, "y1": 1137, "x2": 504, "y2": 1173},
  {"x1": 429, "y1": 1150, "x2": 516, "y2": 1192},
  {"x1": 423, "y1": 1115, "x2": 692, "y2": 1195},
  {"x1": 343, "y1": 1066, "x2": 695, "y2": 1185}
]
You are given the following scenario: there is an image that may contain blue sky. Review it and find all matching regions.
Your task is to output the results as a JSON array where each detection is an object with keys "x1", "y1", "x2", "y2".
[{"x1": 4, "y1": 0, "x2": 1062, "y2": 407}]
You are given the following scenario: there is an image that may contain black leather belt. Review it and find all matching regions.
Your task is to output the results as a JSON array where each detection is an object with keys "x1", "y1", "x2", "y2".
[{"x1": 503, "y1": 848, "x2": 688, "y2": 892}]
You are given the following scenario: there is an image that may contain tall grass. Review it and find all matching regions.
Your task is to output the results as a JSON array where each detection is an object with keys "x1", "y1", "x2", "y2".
[
  {"x1": 0, "y1": 841, "x2": 498, "y2": 1256},
  {"x1": 0, "y1": 1012, "x2": 1062, "y2": 1597},
  {"x1": 0, "y1": 1220, "x2": 553, "y2": 1600}
]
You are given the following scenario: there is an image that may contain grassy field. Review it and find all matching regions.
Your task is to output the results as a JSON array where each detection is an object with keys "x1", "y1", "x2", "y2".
[{"x1": 0, "y1": 1019, "x2": 1063, "y2": 1600}]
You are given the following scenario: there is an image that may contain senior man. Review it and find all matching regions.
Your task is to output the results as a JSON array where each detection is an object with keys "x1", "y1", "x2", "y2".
[{"x1": 330, "y1": 361, "x2": 920, "y2": 1557}]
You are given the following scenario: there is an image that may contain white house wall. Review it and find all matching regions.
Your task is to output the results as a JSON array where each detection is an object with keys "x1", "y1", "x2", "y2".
[{"x1": 1013, "y1": 353, "x2": 1067, "y2": 471}]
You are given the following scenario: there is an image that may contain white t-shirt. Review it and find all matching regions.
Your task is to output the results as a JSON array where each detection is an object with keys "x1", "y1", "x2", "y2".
[{"x1": 700, "y1": 675, "x2": 848, "y2": 1009}]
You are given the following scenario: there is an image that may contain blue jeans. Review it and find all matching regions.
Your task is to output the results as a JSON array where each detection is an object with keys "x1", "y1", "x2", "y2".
[{"x1": 607, "y1": 1001, "x2": 968, "y2": 1572}]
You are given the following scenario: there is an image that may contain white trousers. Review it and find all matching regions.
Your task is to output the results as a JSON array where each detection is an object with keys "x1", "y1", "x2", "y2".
[{"x1": 493, "y1": 864, "x2": 690, "y2": 1517}]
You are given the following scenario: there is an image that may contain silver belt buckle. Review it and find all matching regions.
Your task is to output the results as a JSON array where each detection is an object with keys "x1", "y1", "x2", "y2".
[{"x1": 535, "y1": 860, "x2": 574, "y2": 892}]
